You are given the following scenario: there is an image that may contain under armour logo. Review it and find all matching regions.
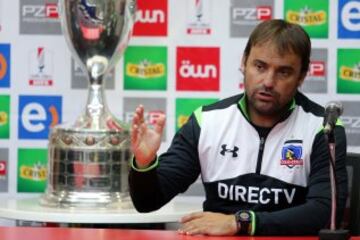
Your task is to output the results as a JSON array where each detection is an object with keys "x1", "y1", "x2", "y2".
[{"x1": 220, "y1": 144, "x2": 239, "y2": 157}]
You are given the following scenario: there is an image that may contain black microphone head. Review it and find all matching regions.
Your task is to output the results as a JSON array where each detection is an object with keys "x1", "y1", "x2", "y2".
[{"x1": 325, "y1": 101, "x2": 343, "y2": 115}]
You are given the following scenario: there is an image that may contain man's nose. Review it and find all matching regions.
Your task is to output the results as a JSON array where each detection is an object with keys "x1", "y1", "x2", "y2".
[{"x1": 263, "y1": 71, "x2": 276, "y2": 88}]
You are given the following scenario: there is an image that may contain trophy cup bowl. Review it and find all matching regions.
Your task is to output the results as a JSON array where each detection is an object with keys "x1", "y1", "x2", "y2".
[{"x1": 40, "y1": 0, "x2": 136, "y2": 209}]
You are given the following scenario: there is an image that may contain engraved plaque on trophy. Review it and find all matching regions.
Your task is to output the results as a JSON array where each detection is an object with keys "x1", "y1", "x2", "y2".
[{"x1": 41, "y1": 0, "x2": 136, "y2": 208}]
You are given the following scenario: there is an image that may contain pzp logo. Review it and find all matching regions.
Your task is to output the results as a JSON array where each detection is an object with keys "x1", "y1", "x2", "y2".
[
  {"x1": 0, "y1": 160, "x2": 6, "y2": 176},
  {"x1": 338, "y1": 0, "x2": 360, "y2": 38},
  {"x1": 232, "y1": 6, "x2": 272, "y2": 21},
  {"x1": 22, "y1": 3, "x2": 58, "y2": 19},
  {"x1": 18, "y1": 96, "x2": 62, "y2": 139},
  {"x1": 308, "y1": 61, "x2": 325, "y2": 77}
]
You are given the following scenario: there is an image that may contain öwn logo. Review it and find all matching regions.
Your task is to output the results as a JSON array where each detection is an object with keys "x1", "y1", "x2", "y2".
[
  {"x1": 338, "y1": 0, "x2": 360, "y2": 38},
  {"x1": 176, "y1": 47, "x2": 220, "y2": 91},
  {"x1": 18, "y1": 95, "x2": 62, "y2": 139},
  {"x1": 133, "y1": 0, "x2": 167, "y2": 36}
]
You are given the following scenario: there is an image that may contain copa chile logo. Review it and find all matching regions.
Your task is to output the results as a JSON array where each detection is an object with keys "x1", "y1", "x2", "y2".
[
  {"x1": 0, "y1": 44, "x2": 10, "y2": 88},
  {"x1": 338, "y1": 0, "x2": 360, "y2": 39},
  {"x1": 18, "y1": 95, "x2": 62, "y2": 139}
]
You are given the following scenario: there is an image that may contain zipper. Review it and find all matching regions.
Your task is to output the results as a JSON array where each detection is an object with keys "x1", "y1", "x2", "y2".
[{"x1": 255, "y1": 136, "x2": 266, "y2": 174}]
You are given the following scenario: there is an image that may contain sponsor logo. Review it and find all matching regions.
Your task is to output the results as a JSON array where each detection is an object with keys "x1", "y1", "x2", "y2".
[
  {"x1": 0, "y1": 44, "x2": 10, "y2": 88},
  {"x1": 340, "y1": 64, "x2": 360, "y2": 82},
  {"x1": 340, "y1": 101, "x2": 360, "y2": 146},
  {"x1": 19, "y1": 0, "x2": 61, "y2": 35},
  {"x1": 337, "y1": 49, "x2": 360, "y2": 93},
  {"x1": 218, "y1": 182, "x2": 296, "y2": 205},
  {"x1": 301, "y1": 48, "x2": 328, "y2": 93},
  {"x1": 0, "y1": 148, "x2": 8, "y2": 192},
  {"x1": 0, "y1": 95, "x2": 10, "y2": 139},
  {"x1": 123, "y1": 97, "x2": 166, "y2": 141},
  {"x1": 0, "y1": 161, "x2": 6, "y2": 178},
  {"x1": 338, "y1": 0, "x2": 360, "y2": 39},
  {"x1": 230, "y1": 0, "x2": 274, "y2": 38},
  {"x1": 18, "y1": 95, "x2": 62, "y2": 139},
  {"x1": 287, "y1": 7, "x2": 326, "y2": 26},
  {"x1": 280, "y1": 140, "x2": 304, "y2": 168},
  {"x1": 187, "y1": 0, "x2": 212, "y2": 35},
  {"x1": 220, "y1": 144, "x2": 239, "y2": 157},
  {"x1": 176, "y1": 47, "x2": 220, "y2": 91},
  {"x1": 284, "y1": 0, "x2": 329, "y2": 38},
  {"x1": 17, "y1": 148, "x2": 47, "y2": 192},
  {"x1": 71, "y1": 59, "x2": 114, "y2": 89},
  {"x1": 133, "y1": 0, "x2": 167, "y2": 36},
  {"x1": 175, "y1": 98, "x2": 217, "y2": 131},
  {"x1": 28, "y1": 47, "x2": 53, "y2": 86},
  {"x1": 124, "y1": 46, "x2": 167, "y2": 90}
]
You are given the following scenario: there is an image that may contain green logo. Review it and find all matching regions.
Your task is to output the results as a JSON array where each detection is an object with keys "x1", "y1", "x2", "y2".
[
  {"x1": 0, "y1": 95, "x2": 10, "y2": 139},
  {"x1": 284, "y1": 0, "x2": 329, "y2": 38},
  {"x1": 17, "y1": 148, "x2": 47, "y2": 193},
  {"x1": 124, "y1": 46, "x2": 167, "y2": 90},
  {"x1": 175, "y1": 98, "x2": 217, "y2": 131},
  {"x1": 337, "y1": 49, "x2": 360, "y2": 94}
]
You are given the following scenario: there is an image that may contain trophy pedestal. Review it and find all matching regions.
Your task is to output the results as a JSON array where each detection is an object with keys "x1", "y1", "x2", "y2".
[{"x1": 41, "y1": 126, "x2": 133, "y2": 209}]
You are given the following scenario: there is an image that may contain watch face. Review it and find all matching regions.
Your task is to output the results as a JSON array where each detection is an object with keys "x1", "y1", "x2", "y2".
[{"x1": 239, "y1": 212, "x2": 250, "y2": 220}]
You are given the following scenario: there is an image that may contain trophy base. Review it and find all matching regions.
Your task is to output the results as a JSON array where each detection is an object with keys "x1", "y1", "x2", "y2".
[
  {"x1": 40, "y1": 191, "x2": 133, "y2": 209},
  {"x1": 43, "y1": 125, "x2": 133, "y2": 209}
]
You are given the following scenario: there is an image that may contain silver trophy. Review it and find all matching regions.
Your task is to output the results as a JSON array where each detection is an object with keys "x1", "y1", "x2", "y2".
[{"x1": 41, "y1": 0, "x2": 136, "y2": 208}]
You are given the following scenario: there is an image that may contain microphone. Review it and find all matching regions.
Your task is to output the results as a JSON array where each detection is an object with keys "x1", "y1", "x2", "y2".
[{"x1": 323, "y1": 102, "x2": 343, "y2": 134}]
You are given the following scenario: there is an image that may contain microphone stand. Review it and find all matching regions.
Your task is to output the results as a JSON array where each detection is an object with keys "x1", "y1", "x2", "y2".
[{"x1": 319, "y1": 130, "x2": 349, "y2": 240}]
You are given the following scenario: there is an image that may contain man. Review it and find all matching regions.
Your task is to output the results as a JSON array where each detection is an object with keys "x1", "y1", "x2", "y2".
[{"x1": 129, "y1": 19, "x2": 348, "y2": 236}]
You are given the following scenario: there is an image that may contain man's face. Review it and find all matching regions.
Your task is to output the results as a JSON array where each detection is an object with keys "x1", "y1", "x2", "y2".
[{"x1": 242, "y1": 41, "x2": 305, "y2": 118}]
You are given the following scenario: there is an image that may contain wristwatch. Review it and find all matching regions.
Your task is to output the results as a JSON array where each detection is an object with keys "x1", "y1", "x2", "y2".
[{"x1": 235, "y1": 210, "x2": 252, "y2": 235}]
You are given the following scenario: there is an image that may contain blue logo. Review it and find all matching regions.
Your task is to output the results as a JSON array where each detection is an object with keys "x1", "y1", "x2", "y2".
[
  {"x1": 338, "y1": 0, "x2": 360, "y2": 39},
  {"x1": 18, "y1": 96, "x2": 62, "y2": 139},
  {"x1": 280, "y1": 141, "x2": 304, "y2": 168},
  {"x1": 0, "y1": 44, "x2": 10, "y2": 88}
]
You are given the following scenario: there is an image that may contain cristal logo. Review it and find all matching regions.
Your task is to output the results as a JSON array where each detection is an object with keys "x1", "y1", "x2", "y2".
[
  {"x1": 0, "y1": 52, "x2": 7, "y2": 80},
  {"x1": 0, "y1": 161, "x2": 6, "y2": 176},
  {"x1": 137, "y1": 9, "x2": 165, "y2": 23},
  {"x1": 340, "y1": 63, "x2": 360, "y2": 82},
  {"x1": 133, "y1": 0, "x2": 167, "y2": 36},
  {"x1": 179, "y1": 60, "x2": 217, "y2": 79},
  {"x1": 0, "y1": 111, "x2": 8, "y2": 126},
  {"x1": 19, "y1": 96, "x2": 62, "y2": 139},
  {"x1": 20, "y1": 163, "x2": 47, "y2": 181},
  {"x1": 341, "y1": 1, "x2": 360, "y2": 31},
  {"x1": 287, "y1": 7, "x2": 326, "y2": 26},
  {"x1": 308, "y1": 61, "x2": 325, "y2": 77},
  {"x1": 176, "y1": 47, "x2": 220, "y2": 91},
  {"x1": 126, "y1": 60, "x2": 165, "y2": 78},
  {"x1": 232, "y1": 6, "x2": 272, "y2": 21},
  {"x1": 22, "y1": 3, "x2": 59, "y2": 19}
]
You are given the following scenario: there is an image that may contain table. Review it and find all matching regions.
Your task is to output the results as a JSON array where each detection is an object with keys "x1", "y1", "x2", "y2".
[
  {"x1": 0, "y1": 196, "x2": 203, "y2": 224},
  {"x1": 0, "y1": 227, "x2": 357, "y2": 240}
]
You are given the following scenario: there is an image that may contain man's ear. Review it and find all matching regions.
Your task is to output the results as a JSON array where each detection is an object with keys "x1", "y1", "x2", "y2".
[
  {"x1": 240, "y1": 56, "x2": 246, "y2": 74},
  {"x1": 297, "y1": 72, "x2": 306, "y2": 87}
]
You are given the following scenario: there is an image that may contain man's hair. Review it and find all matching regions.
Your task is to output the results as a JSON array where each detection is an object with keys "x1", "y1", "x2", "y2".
[{"x1": 243, "y1": 19, "x2": 311, "y2": 75}]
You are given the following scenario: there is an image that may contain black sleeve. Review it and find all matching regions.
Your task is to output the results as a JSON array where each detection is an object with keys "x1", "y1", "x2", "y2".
[
  {"x1": 128, "y1": 114, "x2": 202, "y2": 212},
  {"x1": 255, "y1": 126, "x2": 348, "y2": 235}
]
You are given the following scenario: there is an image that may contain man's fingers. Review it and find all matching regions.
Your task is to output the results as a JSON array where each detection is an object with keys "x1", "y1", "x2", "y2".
[{"x1": 180, "y1": 212, "x2": 204, "y2": 223}]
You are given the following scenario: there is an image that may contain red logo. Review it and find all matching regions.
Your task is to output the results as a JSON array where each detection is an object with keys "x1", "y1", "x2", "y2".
[
  {"x1": 256, "y1": 6, "x2": 272, "y2": 20},
  {"x1": 45, "y1": 3, "x2": 59, "y2": 18},
  {"x1": 308, "y1": 61, "x2": 325, "y2": 77},
  {"x1": 0, "y1": 161, "x2": 6, "y2": 176},
  {"x1": 133, "y1": 0, "x2": 167, "y2": 36},
  {"x1": 176, "y1": 47, "x2": 220, "y2": 91}
]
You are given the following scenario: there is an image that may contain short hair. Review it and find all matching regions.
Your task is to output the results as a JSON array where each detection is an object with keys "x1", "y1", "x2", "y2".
[{"x1": 243, "y1": 19, "x2": 311, "y2": 75}]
